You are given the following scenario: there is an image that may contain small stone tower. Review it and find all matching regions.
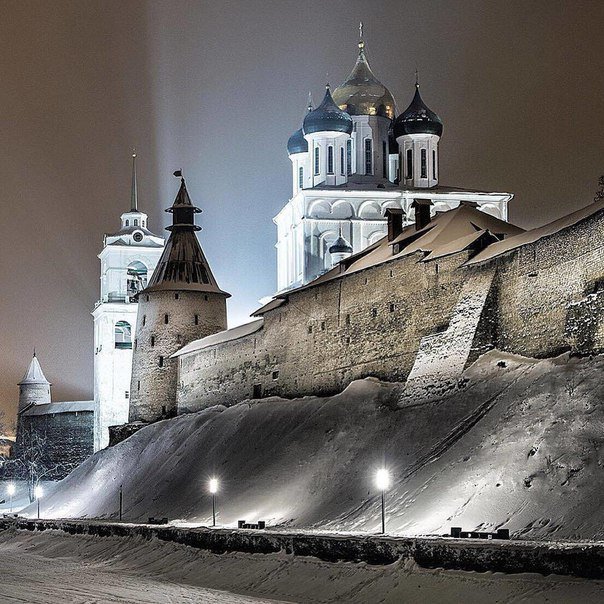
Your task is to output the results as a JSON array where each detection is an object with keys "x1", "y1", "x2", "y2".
[
  {"x1": 128, "y1": 174, "x2": 230, "y2": 423},
  {"x1": 18, "y1": 352, "x2": 51, "y2": 412}
]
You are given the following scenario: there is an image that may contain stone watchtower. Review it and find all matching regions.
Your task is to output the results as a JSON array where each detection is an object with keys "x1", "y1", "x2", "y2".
[
  {"x1": 18, "y1": 352, "x2": 51, "y2": 412},
  {"x1": 128, "y1": 174, "x2": 230, "y2": 423}
]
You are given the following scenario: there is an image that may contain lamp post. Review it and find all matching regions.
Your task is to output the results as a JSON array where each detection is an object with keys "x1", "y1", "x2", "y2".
[
  {"x1": 375, "y1": 469, "x2": 391, "y2": 534},
  {"x1": 208, "y1": 478, "x2": 218, "y2": 527},
  {"x1": 7, "y1": 483, "x2": 15, "y2": 513},
  {"x1": 34, "y1": 485, "x2": 43, "y2": 520}
]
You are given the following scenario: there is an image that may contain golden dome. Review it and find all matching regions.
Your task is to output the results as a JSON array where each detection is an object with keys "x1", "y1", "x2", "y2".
[{"x1": 332, "y1": 40, "x2": 396, "y2": 120}]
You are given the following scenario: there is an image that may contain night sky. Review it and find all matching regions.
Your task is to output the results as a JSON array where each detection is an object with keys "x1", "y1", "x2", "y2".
[{"x1": 2, "y1": 0, "x2": 604, "y2": 423}]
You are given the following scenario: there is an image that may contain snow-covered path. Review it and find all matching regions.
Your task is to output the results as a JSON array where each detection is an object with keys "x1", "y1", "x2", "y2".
[
  {"x1": 0, "y1": 533, "x2": 285, "y2": 604},
  {"x1": 1, "y1": 529, "x2": 604, "y2": 603}
]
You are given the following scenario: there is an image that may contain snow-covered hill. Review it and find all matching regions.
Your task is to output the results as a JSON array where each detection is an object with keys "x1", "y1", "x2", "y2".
[{"x1": 29, "y1": 351, "x2": 604, "y2": 540}]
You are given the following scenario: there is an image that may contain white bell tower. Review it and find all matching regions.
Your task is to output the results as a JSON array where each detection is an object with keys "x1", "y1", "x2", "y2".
[{"x1": 92, "y1": 153, "x2": 164, "y2": 450}]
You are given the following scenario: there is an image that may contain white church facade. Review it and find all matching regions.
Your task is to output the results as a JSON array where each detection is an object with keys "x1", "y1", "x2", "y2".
[
  {"x1": 275, "y1": 30, "x2": 512, "y2": 292},
  {"x1": 92, "y1": 154, "x2": 164, "y2": 450}
]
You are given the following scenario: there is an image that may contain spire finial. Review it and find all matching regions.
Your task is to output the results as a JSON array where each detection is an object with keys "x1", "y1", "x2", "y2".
[
  {"x1": 359, "y1": 21, "x2": 365, "y2": 48},
  {"x1": 415, "y1": 68, "x2": 420, "y2": 88},
  {"x1": 173, "y1": 169, "x2": 184, "y2": 180},
  {"x1": 307, "y1": 90, "x2": 313, "y2": 112},
  {"x1": 130, "y1": 149, "x2": 138, "y2": 212}
]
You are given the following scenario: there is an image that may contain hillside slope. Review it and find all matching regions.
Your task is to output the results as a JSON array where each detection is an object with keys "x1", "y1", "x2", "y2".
[{"x1": 29, "y1": 351, "x2": 604, "y2": 540}]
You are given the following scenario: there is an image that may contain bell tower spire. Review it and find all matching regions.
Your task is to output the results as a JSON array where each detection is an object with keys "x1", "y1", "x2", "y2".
[{"x1": 130, "y1": 151, "x2": 138, "y2": 212}]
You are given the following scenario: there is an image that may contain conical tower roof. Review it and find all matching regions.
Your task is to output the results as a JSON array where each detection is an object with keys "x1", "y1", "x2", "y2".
[
  {"x1": 19, "y1": 353, "x2": 50, "y2": 386},
  {"x1": 332, "y1": 29, "x2": 396, "y2": 119},
  {"x1": 143, "y1": 177, "x2": 230, "y2": 296}
]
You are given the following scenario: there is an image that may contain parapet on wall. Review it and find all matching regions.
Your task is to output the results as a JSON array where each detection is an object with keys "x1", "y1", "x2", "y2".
[{"x1": 176, "y1": 204, "x2": 604, "y2": 413}]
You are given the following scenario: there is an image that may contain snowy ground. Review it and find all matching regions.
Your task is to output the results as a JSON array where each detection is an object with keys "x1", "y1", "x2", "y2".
[
  {"x1": 0, "y1": 528, "x2": 602, "y2": 603},
  {"x1": 25, "y1": 350, "x2": 604, "y2": 542}
]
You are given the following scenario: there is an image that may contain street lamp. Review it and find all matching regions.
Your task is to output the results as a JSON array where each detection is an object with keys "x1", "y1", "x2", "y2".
[
  {"x1": 208, "y1": 478, "x2": 218, "y2": 527},
  {"x1": 34, "y1": 485, "x2": 43, "y2": 520},
  {"x1": 375, "y1": 469, "x2": 391, "y2": 534},
  {"x1": 7, "y1": 483, "x2": 15, "y2": 513}
]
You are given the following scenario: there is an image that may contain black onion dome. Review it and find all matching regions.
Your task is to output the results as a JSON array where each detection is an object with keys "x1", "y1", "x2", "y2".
[
  {"x1": 303, "y1": 86, "x2": 353, "y2": 136},
  {"x1": 329, "y1": 235, "x2": 353, "y2": 255},
  {"x1": 287, "y1": 128, "x2": 308, "y2": 155},
  {"x1": 393, "y1": 85, "x2": 443, "y2": 138}
]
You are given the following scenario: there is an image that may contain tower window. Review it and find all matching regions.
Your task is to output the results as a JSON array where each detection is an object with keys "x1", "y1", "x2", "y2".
[
  {"x1": 364, "y1": 139, "x2": 373, "y2": 174},
  {"x1": 164, "y1": 314, "x2": 169, "y2": 324},
  {"x1": 114, "y1": 321, "x2": 132, "y2": 349},
  {"x1": 340, "y1": 147, "x2": 345, "y2": 175},
  {"x1": 174, "y1": 293, "x2": 179, "y2": 300},
  {"x1": 272, "y1": 370, "x2": 279, "y2": 380},
  {"x1": 406, "y1": 149, "x2": 413, "y2": 178},
  {"x1": 346, "y1": 140, "x2": 352, "y2": 175},
  {"x1": 327, "y1": 146, "x2": 334, "y2": 174},
  {"x1": 321, "y1": 321, "x2": 326, "y2": 331},
  {"x1": 383, "y1": 141, "x2": 388, "y2": 177},
  {"x1": 345, "y1": 313, "x2": 350, "y2": 325},
  {"x1": 314, "y1": 147, "x2": 320, "y2": 175},
  {"x1": 142, "y1": 315, "x2": 146, "y2": 326},
  {"x1": 433, "y1": 149, "x2": 437, "y2": 179},
  {"x1": 137, "y1": 380, "x2": 140, "y2": 391},
  {"x1": 134, "y1": 219, "x2": 138, "y2": 226},
  {"x1": 125, "y1": 220, "x2": 129, "y2": 226},
  {"x1": 159, "y1": 356, "x2": 164, "y2": 367},
  {"x1": 150, "y1": 335, "x2": 155, "y2": 347},
  {"x1": 146, "y1": 295, "x2": 149, "y2": 301},
  {"x1": 194, "y1": 314, "x2": 199, "y2": 325},
  {"x1": 298, "y1": 166, "x2": 304, "y2": 189},
  {"x1": 204, "y1": 295, "x2": 208, "y2": 301},
  {"x1": 421, "y1": 149, "x2": 427, "y2": 179}
]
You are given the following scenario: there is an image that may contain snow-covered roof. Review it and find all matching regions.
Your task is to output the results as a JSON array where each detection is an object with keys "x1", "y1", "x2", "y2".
[
  {"x1": 468, "y1": 201, "x2": 604, "y2": 265},
  {"x1": 19, "y1": 355, "x2": 50, "y2": 386},
  {"x1": 21, "y1": 400, "x2": 94, "y2": 416},
  {"x1": 173, "y1": 319, "x2": 264, "y2": 357}
]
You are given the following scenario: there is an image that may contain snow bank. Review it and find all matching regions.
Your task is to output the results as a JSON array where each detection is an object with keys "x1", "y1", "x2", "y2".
[{"x1": 25, "y1": 351, "x2": 604, "y2": 540}]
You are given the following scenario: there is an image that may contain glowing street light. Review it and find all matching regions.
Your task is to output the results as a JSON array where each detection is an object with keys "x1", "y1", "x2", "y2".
[
  {"x1": 7, "y1": 483, "x2": 15, "y2": 513},
  {"x1": 34, "y1": 485, "x2": 43, "y2": 520},
  {"x1": 208, "y1": 478, "x2": 218, "y2": 527},
  {"x1": 375, "y1": 469, "x2": 391, "y2": 534}
]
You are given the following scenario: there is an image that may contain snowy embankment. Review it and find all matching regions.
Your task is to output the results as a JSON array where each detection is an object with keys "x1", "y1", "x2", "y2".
[
  {"x1": 1, "y1": 526, "x2": 603, "y2": 604},
  {"x1": 25, "y1": 350, "x2": 604, "y2": 540}
]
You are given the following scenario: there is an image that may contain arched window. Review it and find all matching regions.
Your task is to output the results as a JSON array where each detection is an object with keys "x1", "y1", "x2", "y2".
[
  {"x1": 421, "y1": 149, "x2": 427, "y2": 179},
  {"x1": 340, "y1": 147, "x2": 345, "y2": 175},
  {"x1": 115, "y1": 321, "x2": 132, "y2": 349},
  {"x1": 125, "y1": 220, "x2": 129, "y2": 226},
  {"x1": 346, "y1": 140, "x2": 352, "y2": 175},
  {"x1": 134, "y1": 219, "x2": 139, "y2": 226},
  {"x1": 364, "y1": 139, "x2": 373, "y2": 174},
  {"x1": 406, "y1": 149, "x2": 413, "y2": 179},
  {"x1": 433, "y1": 149, "x2": 437, "y2": 179},
  {"x1": 314, "y1": 147, "x2": 320, "y2": 175},
  {"x1": 327, "y1": 146, "x2": 334, "y2": 174},
  {"x1": 382, "y1": 141, "x2": 387, "y2": 177},
  {"x1": 126, "y1": 261, "x2": 148, "y2": 300},
  {"x1": 298, "y1": 166, "x2": 304, "y2": 189}
]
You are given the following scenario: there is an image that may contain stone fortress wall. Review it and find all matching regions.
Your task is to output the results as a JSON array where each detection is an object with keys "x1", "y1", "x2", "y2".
[{"x1": 176, "y1": 206, "x2": 604, "y2": 414}]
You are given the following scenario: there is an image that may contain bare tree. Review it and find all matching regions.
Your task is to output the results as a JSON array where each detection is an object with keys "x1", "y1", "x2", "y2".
[{"x1": 8, "y1": 426, "x2": 67, "y2": 502}]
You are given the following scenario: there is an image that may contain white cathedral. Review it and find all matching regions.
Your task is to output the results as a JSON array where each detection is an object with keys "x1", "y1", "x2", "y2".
[
  {"x1": 92, "y1": 30, "x2": 514, "y2": 449},
  {"x1": 275, "y1": 29, "x2": 512, "y2": 292}
]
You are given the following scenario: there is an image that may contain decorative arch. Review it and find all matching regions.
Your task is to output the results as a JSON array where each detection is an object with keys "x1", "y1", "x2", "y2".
[
  {"x1": 367, "y1": 230, "x2": 385, "y2": 245},
  {"x1": 380, "y1": 200, "x2": 401, "y2": 215},
  {"x1": 307, "y1": 199, "x2": 332, "y2": 219},
  {"x1": 319, "y1": 230, "x2": 338, "y2": 268},
  {"x1": 358, "y1": 200, "x2": 382, "y2": 219},
  {"x1": 126, "y1": 261, "x2": 148, "y2": 299},
  {"x1": 115, "y1": 321, "x2": 132, "y2": 349},
  {"x1": 331, "y1": 200, "x2": 354, "y2": 219}
]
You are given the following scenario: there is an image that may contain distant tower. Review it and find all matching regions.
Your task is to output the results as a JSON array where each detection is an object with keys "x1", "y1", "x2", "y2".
[
  {"x1": 18, "y1": 351, "x2": 51, "y2": 412},
  {"x1": 92, "y1": 153, "x2": 165, "y2": 450},
  {"x1": 392, "y1": 74, "x2": 443, "y2": 188},
  {"x1": 128, "y1": 173, "x2": 230, "y2": 423}
]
